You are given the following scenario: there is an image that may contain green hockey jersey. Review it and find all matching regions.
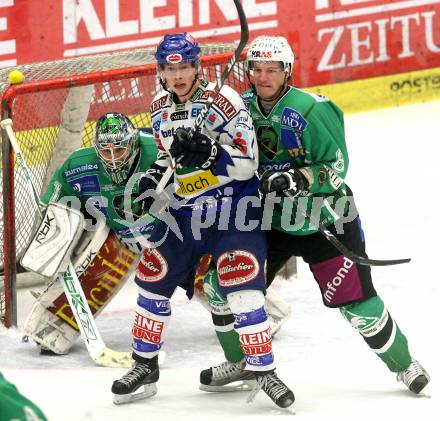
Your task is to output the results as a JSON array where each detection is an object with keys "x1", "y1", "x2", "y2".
[
  {"x1": 0, "y1": 372, "x2": 47, "y2": 421},
  {"x1": 243, "y1": 86, "x2": 350, "y2": 235},
  {"x1": 41, "y1": 129, "x2": 159, "y2": 250}
]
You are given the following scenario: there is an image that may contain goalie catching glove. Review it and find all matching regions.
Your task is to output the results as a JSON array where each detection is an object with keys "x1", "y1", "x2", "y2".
[
  {"x1": 259, "y1": 168, "x2": 310, "y2": 197},
  {"x1": 170, "y1": 127, "x2": 223, "y2": 170}
]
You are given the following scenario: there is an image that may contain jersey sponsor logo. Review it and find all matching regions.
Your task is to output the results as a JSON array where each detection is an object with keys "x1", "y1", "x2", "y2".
[
  {"x1": 332, "y1": 149, "x2": 345, "y2": 173},
  {"x1": 191, "y1": 107, "x2": 202, "y2": 117},
  {"x1": 239, "y1": 328, "x2": 272, "y2": 355},
  {"x1": 324, "y1": 257, "x2": 354, "y2": 304},
  {"x1": 280, "y1": 127, "x2": 305, "y2": 159},
  {"x1": 137, "y1": 248, "x2": 168, "y2": 282},
  {"x1": 170, "y1": 110, "x2": 189, "y2": 121},
  {"x1": 64, "y1": 163, "x2": 98, "y2": 177},
  {"x1": 150, "y1": 95, "x2": 168, "y2": 113},
  {"x1": 68, "y1": 175, "x2": 100, "y2": 194},
  {"x1": 213, "y1": 93, "x2": 236, "y2": 119},
  {"x1": 176, "y1": 170, "x2": 219, "y2": 196},
  {"x1": 161, "y1": 127, "x2": 177, "y2": 138},
  {"x1": 116, "y1": 223, "x2": 155, "y2": 236},
  {"x1": 281, "y1": 107, "x2": 308, "y2": 131},
  {"x1": 241, "y1": 91, "x2": 253, "y2": 100},
  {"x1": 325, "y1": 166, "x2": 344, "y2": 190},
  {"x1": 152, "y1": 119, "x2": 160, "y2": 132},
  {"x1": 166, "y1": 53, "x2": 182, "y2": 64},
  {"x1": 206, "y1": 112, "x2": 216, "y2": 125},
  {"x1": 245, "y1": 353, "x2": 274, "y2": 367},
  {"x1": 232, "y1": 131, "x2": 248, "y2": 154},
  {"x1": 260, "y1": 161, "x2": 292, "y2": 172},
  {"x1": 199, "y1": 91, "x2": 236, "y2": 119},
  {"x1": 217, "y1": 250, "x2": 259, "y2": 287},
  {"x1": 132, "y1": 313, "x2": 164, "y2": 344}
]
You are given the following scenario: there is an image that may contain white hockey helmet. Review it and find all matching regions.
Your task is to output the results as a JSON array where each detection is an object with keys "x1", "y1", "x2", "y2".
[{"x1": 246, "y1": 36, "x2": 295, "y2": 78}]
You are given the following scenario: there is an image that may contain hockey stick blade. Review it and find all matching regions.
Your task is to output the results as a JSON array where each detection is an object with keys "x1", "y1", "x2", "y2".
[
  {"x1": 156, "y1": 0, "x2": 249, "y2": 194},
  {"x1": 94, "y1": 347, "x2": 133, "y2": 368},
  {"x1": 286, "y1": 193, "x2": 410, "y2": 267}
]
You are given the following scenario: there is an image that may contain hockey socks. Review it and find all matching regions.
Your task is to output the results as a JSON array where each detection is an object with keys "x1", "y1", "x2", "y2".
[
  {"x1": 227, "y1": 290, "x2": 275, "y2": 372},
  {"x1": 202, "y1": 268, "x2": 244, "y2": 362},
  {"x1": 132, "y1": 288, "x2": 170, "y2": 359},
  {"x1": 341, "y1": 295, "x2": 412, "y2": 372}
]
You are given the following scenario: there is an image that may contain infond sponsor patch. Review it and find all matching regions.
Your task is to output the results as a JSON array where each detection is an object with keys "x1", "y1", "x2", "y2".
[{"x1": 324, "y1": 257, "x2": 354, "y2": 304}]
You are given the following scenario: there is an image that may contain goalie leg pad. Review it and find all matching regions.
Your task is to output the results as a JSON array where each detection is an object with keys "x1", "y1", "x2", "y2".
[
  {"x1": 23, "y1": 228, "x2": 138, "y2": 355},
  {"x1": 265, "y1": 288, "x2": 292, "y2": 336}
]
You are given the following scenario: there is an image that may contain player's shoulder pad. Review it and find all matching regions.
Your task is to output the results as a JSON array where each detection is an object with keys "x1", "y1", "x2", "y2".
[
  {"x1": 61, "y1": 146, "x2": 100, "y2": 177},
  {"x1": 139, "y1": 127, "x2": 153, "y2": 136},
  {"x1": 150, "y1": 91, "x2": 169, "y2": 114},
  {"x1": 294, "y1": 87, "x2": 330, "y2": 105},
  {"x1": 241, "y1": 89, "x2": 255, "y2": 105},
  {"x1": 66, "y1": 146, "x2": 98, "y2": 165},
  {"x1": 139, "y1": 128, "x2": 157, "y2": 148}
]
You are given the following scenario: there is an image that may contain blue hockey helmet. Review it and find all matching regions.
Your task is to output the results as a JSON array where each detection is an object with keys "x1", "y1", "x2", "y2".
[{"x1": 155, "y1": 33, "x2": 200, "y2": 67}]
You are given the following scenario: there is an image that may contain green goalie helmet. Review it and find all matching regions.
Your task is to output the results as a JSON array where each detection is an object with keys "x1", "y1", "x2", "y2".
[{"x1": 94, "y1": 112, "x2": 139, "y2": 185}]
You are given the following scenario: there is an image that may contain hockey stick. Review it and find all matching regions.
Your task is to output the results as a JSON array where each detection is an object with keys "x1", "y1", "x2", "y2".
[
  {"x1": 1, "y1": 118, "x2": 133, "y2": 367},
  {"x1": 155, "y1": 0, "x2": 249, "y2": 194},
  {"x1": 284, "y1": 191, "x2": 410, "y2": 266}
]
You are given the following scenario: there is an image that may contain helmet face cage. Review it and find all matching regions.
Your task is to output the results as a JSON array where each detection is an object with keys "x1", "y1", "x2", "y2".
[
  {"x1": 246, "y1": 36, "x2": 295, "y2": 78},
  {"x1": 94, "y1": 113, "x2": 139, "y2": 184}
]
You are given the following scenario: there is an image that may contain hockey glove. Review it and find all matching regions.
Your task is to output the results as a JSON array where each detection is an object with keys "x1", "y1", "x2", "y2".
[
  {"x1": 137, "y1": 165, "x2": 166, "y2": 213},
  {"x1": 259, "y1": 168, "x2": 309, "y2": 197},
  {"x1": 170, "y1": 127, "x2": 222, "y2": 170}
]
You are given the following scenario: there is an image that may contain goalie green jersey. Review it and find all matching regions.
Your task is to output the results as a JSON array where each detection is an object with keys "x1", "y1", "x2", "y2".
[
  {"x1": 243, "y1": 87, "x2": 350, "y2": 236},
  {"x1": 41, "y1": 129, "x2": 158, "y2": 250}
]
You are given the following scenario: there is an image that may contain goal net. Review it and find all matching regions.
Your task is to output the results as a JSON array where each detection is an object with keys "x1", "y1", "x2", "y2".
[{"x1": 0, "y1": 44, "x2": 248, "y2": 327}]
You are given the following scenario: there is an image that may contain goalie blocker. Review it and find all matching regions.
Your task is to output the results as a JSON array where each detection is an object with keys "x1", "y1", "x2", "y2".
[{"x1": 22, "y1": 203, "x2": 139, "y2": 355}]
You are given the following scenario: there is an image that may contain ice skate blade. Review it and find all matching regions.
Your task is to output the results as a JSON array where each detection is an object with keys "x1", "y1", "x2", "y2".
[
  {"x1": 113, "y1": 383, "x2": 157, "y2": 405},
  {"x1": 199, "y1": 379, "x2": 256, "y2": 392}
]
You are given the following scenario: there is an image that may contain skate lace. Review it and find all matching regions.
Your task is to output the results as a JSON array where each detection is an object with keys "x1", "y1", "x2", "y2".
[
  {"x1": 397, "y1": 359, "x2": 426, "y2": 385},
  {"x1": 247, "y1": 372, "x2": 286, "y2": 403},
  {"x1": 212, "y1": 361, "x2": 243, "y2": 380},
  {"x1": 118, "y1": 364, "x2": 151, "y2": 387}
]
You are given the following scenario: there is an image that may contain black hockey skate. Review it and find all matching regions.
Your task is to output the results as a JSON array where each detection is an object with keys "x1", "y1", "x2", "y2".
[
  {"x1": 248, "y1": 370, "x2": 295, "y2": 409},
  {"x1": 200, "y1": 359, "x2": 256, "y2": 392},
  {"x1": 397, "y1": 358, "x2": 430, "y2": 394},
  {"x1": 111, "y1": 354, "x2": 159, "y2": 405}
]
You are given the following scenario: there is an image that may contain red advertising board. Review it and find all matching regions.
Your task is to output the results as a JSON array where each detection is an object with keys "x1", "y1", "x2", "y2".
[{"x1": 1, "y1": 0, "x2": 440, "y2": 87}]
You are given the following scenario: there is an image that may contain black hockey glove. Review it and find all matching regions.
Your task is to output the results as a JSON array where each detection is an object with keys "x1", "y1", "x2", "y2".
[
  {"x1": 170, "y1": 127, "x2": 222, "y2": 170},
  {"x1": 259, "y1": 168, "x2": 309, "y2": 197},
  {"x1": 137, "y1": 165, "x2": 165, "y2": 213}
]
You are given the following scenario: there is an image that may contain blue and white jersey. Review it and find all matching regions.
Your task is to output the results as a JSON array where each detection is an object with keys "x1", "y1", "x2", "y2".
[{"x1": 150, "y1": 79, "x2": 259, "y2": 215}]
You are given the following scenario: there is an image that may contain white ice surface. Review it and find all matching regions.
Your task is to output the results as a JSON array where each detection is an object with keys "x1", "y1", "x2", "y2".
[{"x1": 1, "y1": 100, "x2": 439, "y2": 420}]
